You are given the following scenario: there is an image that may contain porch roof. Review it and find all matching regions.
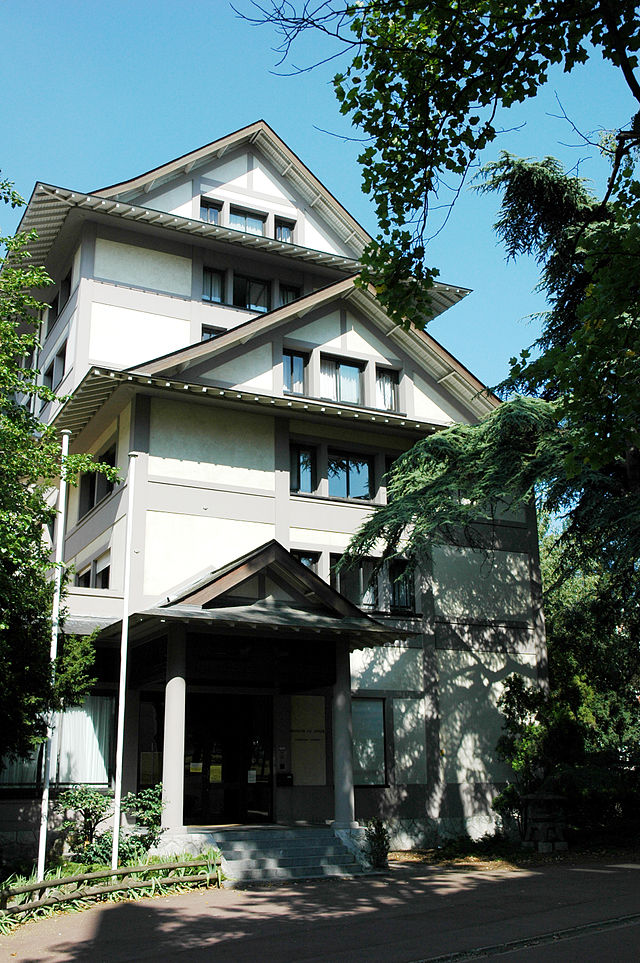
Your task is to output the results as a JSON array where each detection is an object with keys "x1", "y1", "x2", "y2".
[{"x1": 97, "y1": 599, "x2": 411, "y2": 649}]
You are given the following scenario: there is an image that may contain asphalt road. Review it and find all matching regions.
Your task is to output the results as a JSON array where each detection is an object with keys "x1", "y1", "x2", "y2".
[{"x1": 2, "y1": 858, "x2": 640, "y2": 962}]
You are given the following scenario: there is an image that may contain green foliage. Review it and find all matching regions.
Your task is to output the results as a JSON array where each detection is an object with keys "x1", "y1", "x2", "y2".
[
  {"x1": 57, "y1": 785, "x2": 114, "y2": 849},
  {"x1": 365, "y1": 817, "x2": 390, "y2": 868},
  {"x1": 255, "y1": 1, "x2": 640, "y2": 324},
  {"x1": 493, "y1": 522, "x2": 640, "y2": 837},
  {"x1": 122, "y1": 783, "x2": 165, "y2": 848},
  {"x1": 0, "y1": 178, "x2": 119, "y2": 765},
  {"x1": 56, "y1": 783, "x2": 165, "y2": 864}
]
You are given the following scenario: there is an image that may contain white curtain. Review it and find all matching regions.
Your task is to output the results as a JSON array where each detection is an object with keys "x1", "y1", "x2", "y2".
[
  {"x1": 376, "y1": 370, "x2": 396, "y2": 410},
  {"x1": 320, "y1": 358, "x2": 338, "y2": 400},
  {"x1": 339, "y1": 364, "x2": 360, "y2": 404},
  {"x1": 56, "y1": 695, "x2": 113, "y2": 785}
]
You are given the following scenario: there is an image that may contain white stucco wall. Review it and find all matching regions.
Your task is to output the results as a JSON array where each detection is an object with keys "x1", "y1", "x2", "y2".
[
  {"x1": 413, "y1": 375, "x2": 457, "y2": 424},
  {"x1": 88, "y1": 303, "x2": 191, "y2": 369},
  {"x1": 432, "y1": 546, "x2": 533, "y2": 622},
  {"x1": 148, "y1": 399, "x2": 275, "y2": 490},
  {"x1": 143, "y1": 511, "x2": 274, "y2": 596},
  {"x1": 351, "y1": 645, "x2": 424, "y2": 692},
  {"x1": 94, "y1": 238, "x2": 192, "y2": 296},
  {"x1": 437, "y1": 649, "x2": 538, "y2": 784},
  {"x1": 393, "y1": 697, "x2": 428, "y2": 784},
  {"x1": 202, "y1": 344, "x2": 274, "y2": 392},
  {"x1": 147, "y1": 182, "x2": 193, "y2": 219}
]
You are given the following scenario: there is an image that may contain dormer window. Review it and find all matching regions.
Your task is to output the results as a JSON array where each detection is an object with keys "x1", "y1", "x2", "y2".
[
  {"x1": 320, "y1": 356, "x2": 362, "y2": 405},
  {"x1": 376, "y1": 367, "x2": 399, "y2": 411},
  {"x1": 200, "y1": 198, "x2": 221, "y2": 224},
  {"x1": 229, "y1": 207, "x2": 265, "y2": 236},
  {"x1": 275, "y1": 218, "x2": 295, "y2": 243},
  {"x1": 283, "y1": 350, "x2": 306, "y2": 394}
]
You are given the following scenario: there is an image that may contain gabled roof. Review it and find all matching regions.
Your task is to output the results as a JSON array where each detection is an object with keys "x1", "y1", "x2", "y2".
[
  {"x1": 94, "y1": 120, "x2": 371, "y2": 258},
  {"x1": 130, "y1": 275, "x2": 497, "y2": 417},
  {"x1": 98, "y1": 540, "x2": 405, "y2": 647}
]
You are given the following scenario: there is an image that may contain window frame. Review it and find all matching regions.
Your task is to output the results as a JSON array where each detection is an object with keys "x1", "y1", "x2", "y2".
[
  {"x1": 283, "y1": 349, "x2": 307, "y2": 395},
  {"x1": 290, "y1": 550, "x2": 320, "y2": 573},
  {"x1": 78, "y1": 442, "x2": 117, "y2": 521},
  {"x1": 290, "y1": 444, "x2": 316, "y2": 494},
  {"x1": 229, "y1": 206, "x2": 266, "y2": 237},
  {"x1": 279, "y1": 283, "x2": 300, "y2": 306},
  {"x1": 376, "y1": 366, "x2": 400, "y2": 412},
  {"x1": 327, "y1": 449, "x2": 374, "y2": 501},
  {"x1": 275, "y1": 218, "x2": 295, "y2": 243},
  {"x1": 389, "y1": 559, "x2": 415, "y2": 613},
  {"x1": 330, "y1": 555, "x2": 378, "y2": 610},
  {"x1": 200, "y1": 197, "x2": 222, "y2": 224},
  {"x1": 232, "y1": 273, "x2": 270, "y2": 313},
  {"x1": 75, "y1": 551, "x2": 111, "y2": 590},
  {"x1": 352, "y1": 698, "x2": 387, "y2": 787},
  {"x1": 320, "y1": 355, "x2": 364, "y2": 406},
  {"x1": 202, "y1": 266, "x2": 225, "y2": 304}
]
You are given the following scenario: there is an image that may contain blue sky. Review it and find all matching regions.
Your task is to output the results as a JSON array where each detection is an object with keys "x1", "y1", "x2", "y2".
[{"x1": 1, "y1": 1, "x2": 635, "y2": 387}]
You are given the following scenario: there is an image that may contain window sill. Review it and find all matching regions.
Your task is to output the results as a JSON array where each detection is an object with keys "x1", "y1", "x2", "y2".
[{"x1": 290, "y1": 492, "x2": 377, "y2": 507}]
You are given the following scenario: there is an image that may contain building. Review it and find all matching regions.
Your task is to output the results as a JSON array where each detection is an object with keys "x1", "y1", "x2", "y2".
[{"x1": 1, "y1": 121, "x2": 545, "y2": 858}]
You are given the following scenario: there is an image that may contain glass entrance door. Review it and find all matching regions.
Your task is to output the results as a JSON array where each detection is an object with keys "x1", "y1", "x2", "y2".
[{"x1": 183, "y1": 694, "x2": 272, "y2": 825}]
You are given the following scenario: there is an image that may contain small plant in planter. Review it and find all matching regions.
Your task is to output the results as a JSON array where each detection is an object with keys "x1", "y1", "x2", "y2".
[{"x1": 365, "y1": 817, "x2": 390, "y2": 868}]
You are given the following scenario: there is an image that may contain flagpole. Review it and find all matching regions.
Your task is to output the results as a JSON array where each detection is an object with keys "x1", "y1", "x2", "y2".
[
  {"x1": 111, "y1": 452, "x2": 138, "y2": 871},
  {"x1": 37, "y1": 429, "x2": 72, "y2": 881}
]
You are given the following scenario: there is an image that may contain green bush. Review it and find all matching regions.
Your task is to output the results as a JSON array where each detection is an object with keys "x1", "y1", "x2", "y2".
[
  {"x1": 365, "y1": 817, "x2": 390, "y2": 868},
  {"x1": 57, "y1": 785, "x2": 113, "y2": 851},
  {"x1": 123, "y1": 783, "x2": 164, "y2": 848}
]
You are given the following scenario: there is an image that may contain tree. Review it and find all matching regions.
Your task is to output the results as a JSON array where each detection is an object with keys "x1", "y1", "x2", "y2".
[
  {"x1": 248, "y1": 1, "x2": 640, "y2": 321},
  {"x1": 250, "y1": 1, "x2": 640, "y2": 587},
  {"x1": 0, "y1": 180, "x2": 114, "y2": 764}
]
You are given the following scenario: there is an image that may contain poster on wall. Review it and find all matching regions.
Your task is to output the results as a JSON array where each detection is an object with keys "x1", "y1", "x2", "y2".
[{"x1": 290, "y1": 695, "x2": 326, "y2": 785}]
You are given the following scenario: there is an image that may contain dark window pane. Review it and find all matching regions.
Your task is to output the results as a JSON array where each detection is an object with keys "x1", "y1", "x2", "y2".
[
  {"x1": 353, "y1": 700, "x2": 386, "y2": 785},
  {"x1": 290, "y1": 446, "x2": 315, "y2": 494},
  {"x1": 203, "y1": 268, "x2": 223, "y2": 303},
  {"x1": 96, "y1": 566, "x2": 110, "y2": 590},
  {"x1": 291, "y1": 551, "x2": 319, "y2": 572},
  {"x1": 279, "y1": 284, "x2": 300, "y2": 306},
  {"x1": 390, "y1": 560, "x2": 413, "y2": 611},
  {"x1": 348, "y1": 457, "x2": 371, "y2": 499},
  {"x1": 328, "y1": 454, "x2": 348, "y2": 498},
  {"x1": 76, "y1": 569, "x2": 91, "y2": 588},
  {"x1": 234, "y1": 275, "x2": 269, "y2": 313},
  {"x1": 284, "y1": 351, "x2": 305, "y2": 393}
]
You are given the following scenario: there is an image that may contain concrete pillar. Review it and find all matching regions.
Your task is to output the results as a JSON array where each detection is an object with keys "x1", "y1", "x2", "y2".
[
  {"x1": 332, "y1": 641, "x2": 357, "y2": 829},
  {"x1": 161, "y1": 626, "x2": 186, "y2": 830}
]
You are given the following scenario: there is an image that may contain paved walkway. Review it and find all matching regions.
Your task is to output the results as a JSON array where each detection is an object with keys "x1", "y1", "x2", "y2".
[{"x1": 2, "y1": 858, "x2": 640, "y2": 962}]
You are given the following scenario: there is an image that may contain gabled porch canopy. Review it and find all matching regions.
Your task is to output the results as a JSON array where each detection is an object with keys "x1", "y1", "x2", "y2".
[{"x1": 99, "y1": 540, "x2": 409, "y2": 649}]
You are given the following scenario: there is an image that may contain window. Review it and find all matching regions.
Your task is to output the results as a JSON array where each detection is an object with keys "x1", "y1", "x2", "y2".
[
  {"x1": 331, "y1": 555, "x2": 377, "y2": 609},
  {"x1": 200, "y1": 198, "x2": 221, "y2": 224},
  {"x1": 320, "y1": 357, "x2": 362, "y2": 405},
  {"x1": 201, "y1": 325, "x2": 222, "y2": 342},
  {"x1": 229, "y1": 207, "x2": 265, "y2": 236},
  {"x1": 389, "y1": 559, "x2": 414, "y2": 613},
  {"x1": 59, "y1": 270, "x2": 71, "y2": 309},
  {"x1": 283, "y1": 350, "x2": 306, "y2": 394},
  {"x1": 202, "y1": 267, "x2": 224, "y2": 303},
  {"x1": 279, "y1": 284, "x2": 300, "y2": 306},
  {"x1": 291, "y1": 550, "x2": 320, "y2": 573},
  {"x1": 328, "y1": 451, "x2": 373, "y2": 500},
  {"x1": 352, "y1": 699, "x2": 386, "y2": 785},
  {"x1": 40, "y1": 342, "x2": 67, "y2": 408},
  {"x1": 75, "y1": 552, "x2": 110, "y2": 590},
  {"x1": 79, "y1": 443, "x2": 116, "y2": 519},
  {"x1": 233, "y1": 274, "x2": 269, "y2": 313},
  {"x1": 275, "y1": 218, "x2": 295, "y2": 243},
  {"x1": 290, "y1": 445, "x2": 316, "y2": 494},
  {"x1": 376, "y1": 368, "x2": 399, "y2": 411}
]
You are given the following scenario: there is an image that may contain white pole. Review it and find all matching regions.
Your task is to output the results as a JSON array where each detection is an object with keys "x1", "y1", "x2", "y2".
[
  {"x1": 37, "y1": 429, "x2": 72, "y2": 881},
  {"x1": 111, "y1": 452, "x2": 138, "y2": 871}
]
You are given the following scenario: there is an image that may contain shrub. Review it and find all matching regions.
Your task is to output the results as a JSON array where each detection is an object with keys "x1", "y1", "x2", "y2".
[
  {"x1": 365, "y1": 817, "x2": 390, "y2": 868},
  {"x1": 57, "y1": 785, "x2": 113, "y2": 851},
  {"x1": 123, "y1": 783, "x2": 164, "y2": 848}
]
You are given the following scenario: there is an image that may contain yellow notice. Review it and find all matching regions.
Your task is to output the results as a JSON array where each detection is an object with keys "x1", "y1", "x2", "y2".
[
  {"x1": 209, "y1": 764, "x2": 222, "y2": 783},
  {"x1": 190, "y1": 762, "x2": 203, "y2": 774}
]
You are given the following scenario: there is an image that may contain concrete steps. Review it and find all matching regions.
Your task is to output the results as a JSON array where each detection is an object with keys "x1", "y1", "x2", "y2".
[{"x1": 209, "y1": 827, "x2": 368, "y2": 883}]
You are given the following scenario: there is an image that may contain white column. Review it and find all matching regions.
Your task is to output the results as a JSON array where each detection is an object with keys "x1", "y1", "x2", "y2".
[
  {"x1": 332, "y1": 641, "x2": 357, "y2": 829},
  {"x1": 161, "y1": 626, "x2": 186, "y2": 830}
]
